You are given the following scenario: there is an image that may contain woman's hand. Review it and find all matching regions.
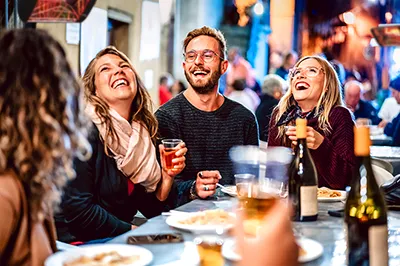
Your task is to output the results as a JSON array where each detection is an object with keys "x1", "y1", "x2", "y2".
[
  {"x1": 286, "y1": 126, "x2": 324, "y2": 150},
  {"x1": 235, "y1": 201, "x2": 299, "y2": 266},
  {"x1": 159, "y1": 142, "x2": 187, "y2": 178},
  {"x1": 156, "y1": 142, "x2": 187, "y2": 201}
]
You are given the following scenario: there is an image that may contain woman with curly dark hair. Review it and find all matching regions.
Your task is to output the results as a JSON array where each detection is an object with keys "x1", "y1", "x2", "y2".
[
  {"x1": 56, "y1": 46, "x2": 187, "y2": 243},
  {"x1": 0, "y1": 29, "x2": 91, "y2": 265}
]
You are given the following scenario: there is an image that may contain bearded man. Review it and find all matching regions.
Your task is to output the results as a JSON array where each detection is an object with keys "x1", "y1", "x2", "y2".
[{"x1": 156, "y1": 26, "x2": 259, "y2": 207}]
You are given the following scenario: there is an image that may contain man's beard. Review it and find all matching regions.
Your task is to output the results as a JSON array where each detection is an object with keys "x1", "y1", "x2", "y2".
[{"x1": 184, "y1": 66, "x2": 222, "y2": 94}]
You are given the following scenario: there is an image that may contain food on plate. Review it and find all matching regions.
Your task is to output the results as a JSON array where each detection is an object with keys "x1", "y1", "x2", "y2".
[
  {"x1": 317, "y1": 187, "x2": 342, "y2": 198},
  {"x1": 224, "y1": 186, "x2": 237, "y2": 194},
  {"x1": 178, "y1": 209, "x2": 233, "y2": 226},
  {"x1": 63, "y1": 251, "x2": 140, "y2": 266},
  {"x1": 298, "y1": 245, "x2": 307, "y2": 257}
]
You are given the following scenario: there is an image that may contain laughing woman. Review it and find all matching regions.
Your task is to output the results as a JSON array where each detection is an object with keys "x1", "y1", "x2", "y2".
[
  {"x1": 56, "y1": 47, "x2": 187, "y2": 243},
  {"x1": 267, "y1": 55, "x2": 356, "y2": 190}
]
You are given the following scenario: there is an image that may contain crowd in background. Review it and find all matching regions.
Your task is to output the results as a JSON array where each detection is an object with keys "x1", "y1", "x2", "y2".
[{"x1": 159, "y1": 45, "x2": 400, "y2": 147}]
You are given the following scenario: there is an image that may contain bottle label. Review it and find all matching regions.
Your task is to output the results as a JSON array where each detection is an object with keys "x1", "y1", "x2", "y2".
[
  {"x1": 300, "y1": 186, "x2": 318, "y2": 216},
  {"x1": 369, "y1": 225, "x2": 388, "y2": 266}
]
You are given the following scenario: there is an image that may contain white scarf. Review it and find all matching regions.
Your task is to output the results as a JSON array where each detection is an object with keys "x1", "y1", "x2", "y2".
[{"x1": 85, "y1": 103, "x2": 161, "y2": 192}]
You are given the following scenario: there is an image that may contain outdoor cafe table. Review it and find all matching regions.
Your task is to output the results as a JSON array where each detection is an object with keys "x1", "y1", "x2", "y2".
[
  {"x1": 371, "y1": 146, "x2": 400, "y2": 176},
  {"x1": 109, "y1": 197, "x2": 400, "y2": 265},
  {"x1": 371, "y1": 134, "x2": 393, "y2": 146}
]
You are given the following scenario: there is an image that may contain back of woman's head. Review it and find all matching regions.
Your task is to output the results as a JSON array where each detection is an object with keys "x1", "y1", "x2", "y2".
[{"x1": 0, "y1": 29, "x2": 91, "y2": 221}]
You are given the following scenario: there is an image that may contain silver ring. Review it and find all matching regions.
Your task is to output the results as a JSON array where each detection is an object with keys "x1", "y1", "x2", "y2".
[{"x1": 203, "y1": 185, "x2": 209, "y2": 191}]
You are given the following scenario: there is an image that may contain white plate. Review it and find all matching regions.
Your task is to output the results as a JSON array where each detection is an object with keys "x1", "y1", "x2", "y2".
[
  {"x1": 297, "y1": 238, "x2": 324, "y2": 263},
  {"x1": 318, "y1": 190, "x2": 346, "y2": 202},
  {"x1": 222, "y1": 237, "x2": 323, "y2": 263},
  {"x1": 165, "y1": 211, "x2": 235, "y2": 233},
  {"x1": 45, "y1": 244, "x2": 153, "y2": 266},
  {"x1": 221, "y1": 185, "x2": 237, "y2": 196},
  {"x1": 369, "y1": 125, "x2": 384, "y2": 136}
]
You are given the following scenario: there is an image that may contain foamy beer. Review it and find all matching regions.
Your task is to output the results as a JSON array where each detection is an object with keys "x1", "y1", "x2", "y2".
[{"x1": 161, "y1": 139, "x2": 182, "y2": 170}]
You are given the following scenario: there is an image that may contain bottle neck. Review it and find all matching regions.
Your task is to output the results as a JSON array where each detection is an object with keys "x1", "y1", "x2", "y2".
[
  {"x1": 296, "y1": 138, "x2": 307, "y2": 157},
  {"x1": 354, "y1": 155, "x2": 379, "y2": 191}
]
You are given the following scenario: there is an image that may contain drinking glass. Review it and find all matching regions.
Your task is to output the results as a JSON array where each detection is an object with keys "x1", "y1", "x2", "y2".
[
  {"x1": 230, "y1": 146, "x2": 292, "y2": 236},
  {"x1": 161, "y1": 139, "x2": 183, "y2": 170},
  {"x1": 355, "y1": 118, "x2": 372, "y2": 127},
  {"x1": 194, "y1": 234, "x2": 225, "y2": 266}
]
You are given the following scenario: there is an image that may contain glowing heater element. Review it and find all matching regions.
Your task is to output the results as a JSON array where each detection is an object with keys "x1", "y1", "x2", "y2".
[{"x1": 18, "y1": 0, "x2": 96, "y2": 23}]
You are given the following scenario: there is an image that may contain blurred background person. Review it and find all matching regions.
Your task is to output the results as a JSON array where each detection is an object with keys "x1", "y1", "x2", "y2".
[
  {"x1": 159, "y1": 74, "x2": 173, "y2": 106},
  {"x1": 256, "y1": 74, "x2": 286, "y2": 141},
  {"x1": 0, "y1": 29, "x2": 91, "y2": 265},
  {"x1": 227, "y1": 79, "x2": 260, "y2": 112},
  {"x1": 384, "y1": 109, "x2": 400, "y2": 147},
  {"x1": 268, "y1": 56, "x2": 356, "y2": 190},
  {"x1": 379, "y1": 75, "x2": 400, "y2": 128},
  {"x1": 275, "y1": 50, "x2": 298, "y2": 80},
  {"x1": 56, "y1": 47, "x2": 187, "y2": 243},
  {"x1": 171, "y1": 79, "x2": 186, "y2": 97},
  {"x1": 226, "y1": 46, "x2": 256, "y2": 94},
  {"x1": 268, "y1": 51, "x2": 283, "y2": 75},
  {"x1": 383, "y1": 75, "x2": 400, "y2": 146},
  {"x1": 344, "y1": 80, "x2": 381, "y2": 125},
  {"x1": 329, "y1": 59, "x2": 346, "y2": 88}
]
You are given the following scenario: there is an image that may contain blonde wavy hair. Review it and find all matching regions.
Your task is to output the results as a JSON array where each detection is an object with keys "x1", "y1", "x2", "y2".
[
  {"x1": 275, "y1": 55, "x2": 343, "y2": 139},
  {"x1": 0, "y1": 29, "x2": 92, "y2": 222},
  {"x1": 82, "y1": 46, "x2": 158, "y2": 152}
]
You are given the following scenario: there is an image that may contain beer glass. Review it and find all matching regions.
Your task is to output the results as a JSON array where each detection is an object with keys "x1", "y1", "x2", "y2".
[
  {"x1": 194, "y1": 235, "x2": 224, "y2": 266},
  {"x1": 230, "y1": 146, "x2": 292, "y2": 236},
  {"x1": 161, "y1": 139, "x2": 183, "y2": 170}
]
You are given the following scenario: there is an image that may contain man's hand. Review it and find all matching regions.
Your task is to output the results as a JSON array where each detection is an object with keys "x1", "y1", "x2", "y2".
[{"x1": 195, "y1": 170, "x2": 221, "y2": 199}]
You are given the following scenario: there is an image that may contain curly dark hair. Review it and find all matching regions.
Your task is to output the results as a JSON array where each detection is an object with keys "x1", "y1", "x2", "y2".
[
  {"x1": 82, "y1": 46, "x2": 158, "y2": 150},
  {"x1": 0, "y1": 29, "x2": 91, "y2": 222}
]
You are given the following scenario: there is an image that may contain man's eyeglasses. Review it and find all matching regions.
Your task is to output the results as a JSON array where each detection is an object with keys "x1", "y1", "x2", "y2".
[
  {"x1": 289, "y1": 66, "x2": 324, "y2": 79},
  {"x1": 183, "y1": 49, "x2": 224, "y2": 63}
]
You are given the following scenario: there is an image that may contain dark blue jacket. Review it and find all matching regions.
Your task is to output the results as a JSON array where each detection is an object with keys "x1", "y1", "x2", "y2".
[
  {"x1": 384, "y1": 113, "x2": 400, "y2": 146},
  {"x1": 256, "y1": 94, "x2": 279, "y2": 141},
  {"x1": 353, "y1": 99, "x2": 381, "y2": 125},
  {"x1": 275, "y1": 66, "x2": 289, "y2": 80},
  {"x1": 55, "y1": 126, "x2": 166, "y2": 242}
]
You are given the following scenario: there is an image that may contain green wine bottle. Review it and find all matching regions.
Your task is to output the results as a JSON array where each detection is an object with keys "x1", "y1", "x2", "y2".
[
  {"x1": 288, "y1": 118, "x2": 318, "y2": 221},
  {"x1": 345, "y1": 126, "x2": 388, "y2": 266}
]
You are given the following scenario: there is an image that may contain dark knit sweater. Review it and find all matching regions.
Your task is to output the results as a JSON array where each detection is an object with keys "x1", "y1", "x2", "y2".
[
  {"x1": 156, "y1": 93, "x2": 259, "y2": 206},
  {"x1": 55, "y1": 126, "x2": 165, "y2": 243},
  {"x1": 268, "y1": 106, "x2": 356, "y2": 190}
]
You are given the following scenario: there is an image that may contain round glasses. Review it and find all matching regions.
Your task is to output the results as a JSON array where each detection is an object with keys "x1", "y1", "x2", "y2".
[
  {"x1": 289, "y1": 66, "x2": 324, "y2": 79},
  {"x1": 183, "y1": 49, "x2": 224, "y2": 63}
]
